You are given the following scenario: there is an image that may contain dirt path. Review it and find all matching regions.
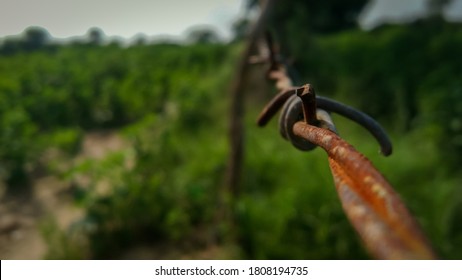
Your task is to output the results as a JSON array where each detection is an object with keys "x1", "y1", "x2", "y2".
[
  {"x1": 0, "y1": 130, "x2": 228, "y2": 259},
  {"x1": 0, "y1": 131, "x2": 126, "y2": 259}
]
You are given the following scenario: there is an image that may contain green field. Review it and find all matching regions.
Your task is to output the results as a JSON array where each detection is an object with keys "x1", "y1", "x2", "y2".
[{"x1": 1, "y1": 21, "x2": 461, "y2": 259}]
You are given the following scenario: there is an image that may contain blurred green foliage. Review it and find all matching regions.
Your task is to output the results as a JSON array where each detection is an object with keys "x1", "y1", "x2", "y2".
[
  {"x1": 1, "y1": 18, "x2": 462, "y2": 259},
  {"x1": 295, "y1": 20, "x2": 462, "y2": 167},
  {"x1": 249, "y1": 0, "x2": 367, "y2": 34}
]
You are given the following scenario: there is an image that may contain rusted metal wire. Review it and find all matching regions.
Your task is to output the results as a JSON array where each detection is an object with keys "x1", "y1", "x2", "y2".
[
  {"x1": 257, "y1": 86, "x2": 392, "y2": 155},
  {"x1": 259, "y1": 86, "x2": 437, "y2": 258},
  {"x1": 293, "y1": 121, "x2": 437, "y2": 259},
  {"x1": 255, "y1": 32, "x2": 437, "y2": 259}
]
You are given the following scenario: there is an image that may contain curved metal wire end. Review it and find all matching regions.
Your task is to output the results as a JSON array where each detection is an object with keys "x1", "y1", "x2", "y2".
[
  {"x1": 258, "y1": 85, "x2": 393, "y2": 156},
  {"x1": 257, "y1": 87, "x2": 298, "y2": 127},
  {"x1": 316, "y1": 96, "x2": 393, "y2": 156}
]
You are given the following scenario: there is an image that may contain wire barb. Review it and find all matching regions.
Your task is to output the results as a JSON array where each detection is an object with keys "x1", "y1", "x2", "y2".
[
  {"x1": 255, "y1": 31, "x2": 435, "y2": 259},
  {"x1": 257, "y1": 85, "x2": 393, "y2": 156},
  {"x1": 296, "y1": 84, "x2": 319, "y2": 126}
]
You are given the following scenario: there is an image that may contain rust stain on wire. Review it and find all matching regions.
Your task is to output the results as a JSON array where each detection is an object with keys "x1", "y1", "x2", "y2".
[
  {"x1": 257, "y1": 85, "x2": 392, "y2": 156},
  {"x1": 293, "y1": 122, "x2": 437, "y2": 259},
  {"x1": 255, "y1": 32, "x2": 437, "y2": 259}
]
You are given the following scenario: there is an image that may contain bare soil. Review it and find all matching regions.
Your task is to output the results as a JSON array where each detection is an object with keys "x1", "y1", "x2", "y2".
[
  {"x1": 0, "y1": 131, "x2": 228, "y2": 259},
  {"x1": 0, "y1": 131, "x2": 126, "y2": 259}
]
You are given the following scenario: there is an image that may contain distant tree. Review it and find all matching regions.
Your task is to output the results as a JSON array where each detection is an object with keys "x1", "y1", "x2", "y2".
[
  {"x1": 248, "y1": 0, "x2": 368, "y2": 34},
  {"x1": 0, "y1": 37, "x2": 21, "y2": 55},
  {"x1": 428, "y1": 0, "x2": 452, "y2": 18},
  {"x1": 87, "y1": 27, "x2": 105, "y2": 45},
  {"x1": 187, "y1": 27, "x2": 221, "y2": 44},
  {"x1": 108, "y1": 38, "x2": 122, "y2": 48},
  {"x1": 232, "y1": 18, "x2": 251, "y2": 41},
  {"x1": 22, "y1": 26, "x2": 51, "y2": 50},
  {"x1": 133, "y1": 33, "x2": 148, "y2": 46}
]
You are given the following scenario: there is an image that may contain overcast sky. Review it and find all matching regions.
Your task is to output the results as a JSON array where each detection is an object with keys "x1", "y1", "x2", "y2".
[
  {"x1": 0, "y1": 0, "x2": 245, "y2": 40},
  {"x1": 359, "y1": 0, "x2": 462, "y2": 29},
  {"x1": 2, "y1": 0, "x2": 462, "y2": 41}
]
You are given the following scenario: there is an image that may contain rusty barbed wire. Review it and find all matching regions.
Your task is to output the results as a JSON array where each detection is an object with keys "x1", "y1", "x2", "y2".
[
  {"x1": 293, "y1": 120, "x2": 437, "y2": 259},
  {"x1": 254, "y1": 33, "x2": 437, "y2": 259},
  {"x1": 257, "y1": 86, "x2": 393, "y2": 155}
]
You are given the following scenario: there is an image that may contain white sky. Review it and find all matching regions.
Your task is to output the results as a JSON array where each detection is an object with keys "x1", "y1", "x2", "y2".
[
  {"x1": 359, "y1": 0, "x2": 462, "y2": 30},
  {"x1": 0, "y1": 0, "x2": 245, "y2": 40},
  {"x1": 359, "y1": 0, "x2": 427, "y2": 29},
  {"x1": 2, "y1": 0, "x2": 462, "y2": 40}
]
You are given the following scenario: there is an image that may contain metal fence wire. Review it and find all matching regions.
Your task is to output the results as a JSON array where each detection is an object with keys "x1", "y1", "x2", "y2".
[{"x1": 254, "y1": 34, "x2": 437, "y2": 260}]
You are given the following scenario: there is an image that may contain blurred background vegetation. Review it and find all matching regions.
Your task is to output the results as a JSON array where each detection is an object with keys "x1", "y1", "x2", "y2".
[{"x1": 0, "y1": 0, "x2": 461, "y2": 259}]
